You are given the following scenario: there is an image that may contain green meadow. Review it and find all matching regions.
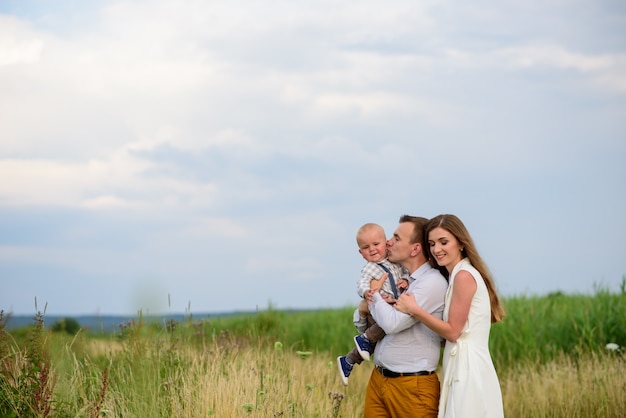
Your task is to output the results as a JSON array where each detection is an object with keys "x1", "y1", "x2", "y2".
[{"x1": 1, "y1": 283, "x2": 625, "y2": 417}]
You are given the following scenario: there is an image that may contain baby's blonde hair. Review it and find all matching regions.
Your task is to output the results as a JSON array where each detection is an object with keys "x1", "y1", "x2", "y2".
[{"x1": 356, "y1": 223, "x2": 386, "y2": 245}]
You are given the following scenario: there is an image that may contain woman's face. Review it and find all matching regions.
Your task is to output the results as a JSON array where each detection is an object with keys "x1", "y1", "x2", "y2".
[{"x1": 428, "y1": 227, "x2": 463, "y2": 272}]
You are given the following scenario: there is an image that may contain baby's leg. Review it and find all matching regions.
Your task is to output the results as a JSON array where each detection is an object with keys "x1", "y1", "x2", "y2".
[
  {"x1": 364, "y1": 321, "x2": 386, "y2": 344},
  {"x1": 347, "y1": 347, "x2": 363, "y2": 365},
  {"x1": 358, "y1": 298, "x2": 369, "y2": 318}
]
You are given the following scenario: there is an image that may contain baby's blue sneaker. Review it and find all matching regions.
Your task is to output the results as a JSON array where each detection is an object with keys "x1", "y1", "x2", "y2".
[
  {"x1": 337, "y1": 356, "x2": 352, "y2": 386},
  {"x1": 354, "y1": 334, "x2": 371, "y2": 361}
]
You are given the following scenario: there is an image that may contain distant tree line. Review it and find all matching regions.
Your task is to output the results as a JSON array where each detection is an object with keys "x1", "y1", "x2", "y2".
[{"x1": 50, "y1": 317, "x2": 81, "y2": 335}]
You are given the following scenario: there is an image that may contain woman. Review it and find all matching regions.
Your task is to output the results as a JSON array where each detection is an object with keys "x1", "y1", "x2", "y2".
[{"x1": 395, "y1": 214, "x2": 505, "y2": 418}]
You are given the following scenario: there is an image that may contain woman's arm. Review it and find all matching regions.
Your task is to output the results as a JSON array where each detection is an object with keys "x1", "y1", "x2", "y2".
[{"x1": 395, "y1": 270, "x2": 476, "y2": 342}]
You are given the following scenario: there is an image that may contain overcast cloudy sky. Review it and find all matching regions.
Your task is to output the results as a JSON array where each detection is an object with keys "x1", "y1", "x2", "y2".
[{"x1": 1, "y1": 0, "x2": 624, "y2": 317}]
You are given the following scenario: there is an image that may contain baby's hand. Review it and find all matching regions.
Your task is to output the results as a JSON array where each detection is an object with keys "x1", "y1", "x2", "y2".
[
  {"x1": 397, "y1": 279, "x2": 409, "y2": 292},
  {"x1": 369, "y1": 272, "x2": 389, "y2": 293}
]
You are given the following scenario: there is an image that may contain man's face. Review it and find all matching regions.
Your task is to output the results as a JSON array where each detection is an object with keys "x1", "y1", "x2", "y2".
[{"x1": 387, "y1": 222, "x2": 416, "y2": 265}]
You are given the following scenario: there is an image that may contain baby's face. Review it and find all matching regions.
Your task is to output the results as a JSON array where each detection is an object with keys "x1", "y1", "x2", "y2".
[{"x1": 357, "y1": 229, "x2": 387, "y2": 263}]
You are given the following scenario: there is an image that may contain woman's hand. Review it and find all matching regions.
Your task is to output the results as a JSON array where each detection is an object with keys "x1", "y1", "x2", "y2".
[{"x1": 395, "y1": 292, "x2": 417, "y2": 315}]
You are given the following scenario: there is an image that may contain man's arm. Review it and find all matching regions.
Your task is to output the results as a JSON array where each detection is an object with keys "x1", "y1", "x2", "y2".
[
  {"x1": 369, "y1": 292, "x2": 415, "y2": 334},
  {"x1": 372, "y1": 272, "x2": 446, "y2": 334}
]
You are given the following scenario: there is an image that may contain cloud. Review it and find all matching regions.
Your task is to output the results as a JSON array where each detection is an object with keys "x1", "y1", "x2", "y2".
[
  {"x1": 0, "y1": 0, "x2": 625, "y2": 315},
  {"x1": 0, "y1": 151, "x2": 148, "y2": 207},
  {"x1": 493, "y1": 44, "x2": 626, "y2": 91},
  {"x1": 0, "y1": 16, "x2": 44, "y2": 66}
]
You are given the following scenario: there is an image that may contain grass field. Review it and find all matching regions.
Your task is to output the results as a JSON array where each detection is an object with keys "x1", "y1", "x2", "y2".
[{"x1": 1, "y1": 283, "x2": 625, "y2": 417}]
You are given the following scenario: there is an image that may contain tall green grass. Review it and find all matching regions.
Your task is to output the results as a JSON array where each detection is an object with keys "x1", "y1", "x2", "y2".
[
  {"x1": 501, "y1": 351, "x2": 626, "y2": 417},
  {"x1": 200, "y1": 307, "x2": 358, "y2": 354},
  {"x1": 204, "y1": 287, "x2": 626, "y2": 371},
  {"x1": 490, "y1": 287, "x2": 626, "y2": 369},
  {"x1": 1, "y1": 284, "x2": 625, "y2": 417}
]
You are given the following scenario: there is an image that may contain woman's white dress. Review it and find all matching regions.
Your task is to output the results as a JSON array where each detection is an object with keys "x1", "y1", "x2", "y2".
[{"x1": 438, "y1": 258, "x2": 504, "y2": 418}]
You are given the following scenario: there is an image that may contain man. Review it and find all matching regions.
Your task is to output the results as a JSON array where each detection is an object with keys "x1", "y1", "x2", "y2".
[{"x1": 364, "y1": 215, "x2": 448, "y2": 418}]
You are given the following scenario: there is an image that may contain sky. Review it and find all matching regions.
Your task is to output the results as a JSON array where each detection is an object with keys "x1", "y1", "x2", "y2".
[{"x1": 1, "y1": 0, "x2": 625, "y2": 317}]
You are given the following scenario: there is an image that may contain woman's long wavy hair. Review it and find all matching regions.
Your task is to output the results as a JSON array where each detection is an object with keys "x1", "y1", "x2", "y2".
[{"x1": 426, "y1": 214, "x2": 506, "y2": 323}]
